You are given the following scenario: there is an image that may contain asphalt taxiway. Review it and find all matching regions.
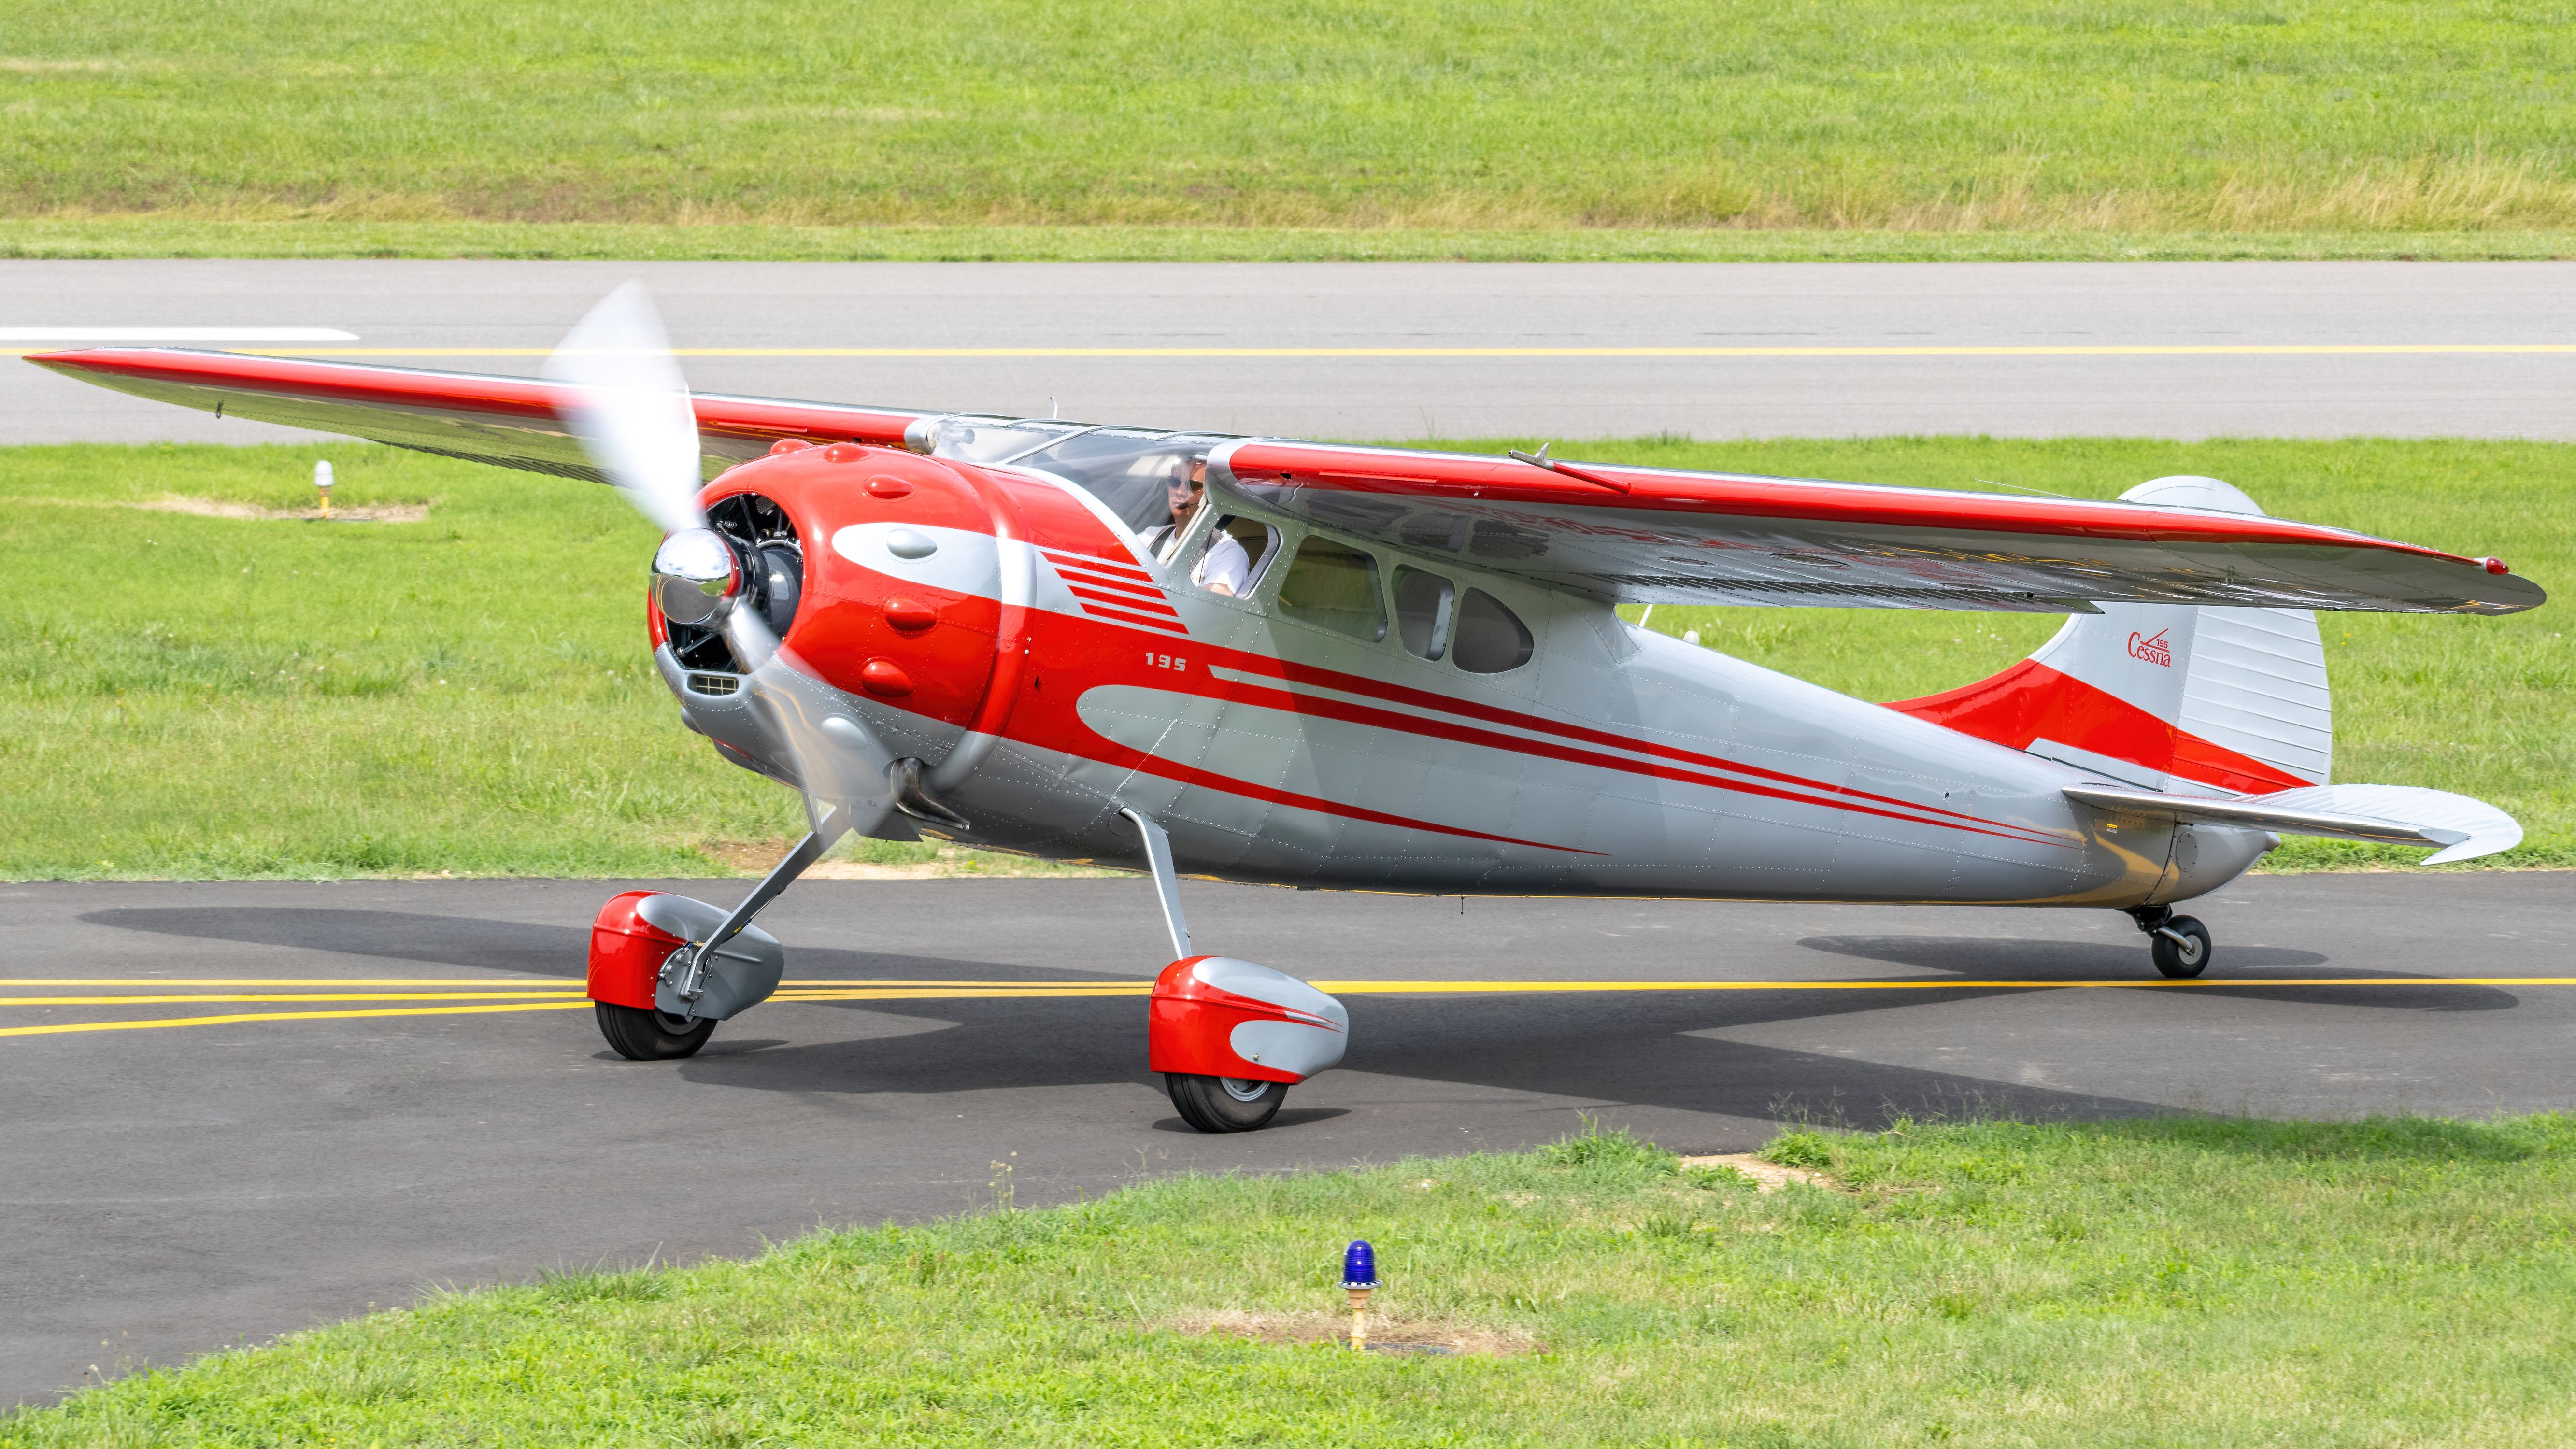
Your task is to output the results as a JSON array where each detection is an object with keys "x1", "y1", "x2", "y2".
[
  {"x1": 6, "y1": 259, "x2": 2576, "y2": 444},
  {"x1": 6, "y1": 870, "x2": 2572, "y2": 1405}
]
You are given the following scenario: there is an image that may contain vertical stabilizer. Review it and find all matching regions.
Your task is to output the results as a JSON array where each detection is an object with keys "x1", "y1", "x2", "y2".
[{"x1": 1889, "y1": 477, "x2": 2331, "y2": 797}]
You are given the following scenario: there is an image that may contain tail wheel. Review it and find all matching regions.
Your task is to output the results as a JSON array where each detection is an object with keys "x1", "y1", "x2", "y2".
[
  {"x1": 1167, "y1": 1073, "x2": 1287, "y2": 1132},
  {"x1": 2150, "y1": 915, "x2": 2213, "y2": 979},
  {"x1": 595, "y1": 1002, "x2": 716, "y2": 1060}
]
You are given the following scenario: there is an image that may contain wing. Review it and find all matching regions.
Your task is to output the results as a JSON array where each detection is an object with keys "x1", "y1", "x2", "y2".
[
  {"x1": 30, "y1": 350, "x2": 2545, "y2": 616},
  {"x1": 26, "y1": 348, "x2": 925, "y2": 481},
  {"x1": 1208, "y1": 440, "x2": 2544, "y2": 615}
]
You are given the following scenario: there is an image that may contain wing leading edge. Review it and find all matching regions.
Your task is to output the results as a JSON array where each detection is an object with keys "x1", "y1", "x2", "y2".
[
  {"x1": 27, "y1": 348, "x2": 926, "y2": 482},
  {"x1": 1208, "y1": 440, "x2": 2543, "y2": 616}
]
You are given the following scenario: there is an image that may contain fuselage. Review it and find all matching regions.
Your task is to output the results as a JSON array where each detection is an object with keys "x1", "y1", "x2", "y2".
[{"x1": 658, "y1": 438, "x2": 2267, "y2": 911}]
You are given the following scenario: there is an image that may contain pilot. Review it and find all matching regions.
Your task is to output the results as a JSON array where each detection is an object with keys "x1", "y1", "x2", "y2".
[{"x1": 1144, "y1": 457, "x2": 1251, "y2": 597}]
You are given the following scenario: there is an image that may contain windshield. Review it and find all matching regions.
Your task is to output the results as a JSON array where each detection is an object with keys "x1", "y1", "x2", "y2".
[
  {"x1": 923, "y1": 417, "x2": 1087, "y2": 463},
  {"x1": 921, "y1": 417, "x2": 1238, "y2": 535}
]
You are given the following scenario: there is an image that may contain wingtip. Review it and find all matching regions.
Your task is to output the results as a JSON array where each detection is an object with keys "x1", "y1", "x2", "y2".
[{"x1": 21, "y1": 347, "x2": 142, "y2": 374}]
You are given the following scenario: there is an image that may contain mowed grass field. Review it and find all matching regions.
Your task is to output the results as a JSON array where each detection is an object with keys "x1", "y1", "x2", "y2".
[
  {"x1": 4, "y1": 0, "x2": 2575, "y2": 258},
  {"x1": 9, "y1": 1114, "x2": 2576, "y2": 1446},
  {"x1": 0, "y1": 437, "x2": 2563, "y2": 880}
]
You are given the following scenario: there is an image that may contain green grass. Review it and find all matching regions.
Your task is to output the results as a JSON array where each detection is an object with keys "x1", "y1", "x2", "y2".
[
  {"x1": 7, "y1": 0, "x2": 2576, "y2": 256},
  {"x1": 11, "y1": 1112, "x2": 2576, "y2": 1445},
  {"x1": 0, "y1": 437, "x2": 2563, "y2": 880},
  {"x1": 0, "y1": 445, "x2": 1056, "y2": 879}
]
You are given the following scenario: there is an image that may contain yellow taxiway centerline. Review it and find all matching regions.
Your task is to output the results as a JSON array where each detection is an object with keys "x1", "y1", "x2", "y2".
[
  {"x1": 1309, "y1": 977, "x2": 2576, "y2": 992},
  {"x1": 0, "y1": 978, "x2": 1142, "y2": 989},
  {"x1": 4, "y1": 976, "x2": 2566, "y2": 1038},
  {"x1": 0, "y1": 1001, "x2": 600, "y2": 1037},
  {"x1": 0, "y1": 992, "x2": 590, "y2": 1007}
]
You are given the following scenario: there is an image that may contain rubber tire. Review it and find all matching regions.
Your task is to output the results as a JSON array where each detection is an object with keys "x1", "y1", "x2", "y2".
[
  {"x1": 1166, "y1": 1073, "x2": 1287, "y2": 1132},
  {"x1": 2150, "y1": 915, "x2": 2213, "y2": 979},
  {"x1": 595, "y1": 1001, "x2": 717, "y2": 1060}
]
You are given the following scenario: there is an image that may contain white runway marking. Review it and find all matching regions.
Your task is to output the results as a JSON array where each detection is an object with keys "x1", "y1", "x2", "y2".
[{"x1": 0, "y1": 327, "x2": 358, "y2": 341}]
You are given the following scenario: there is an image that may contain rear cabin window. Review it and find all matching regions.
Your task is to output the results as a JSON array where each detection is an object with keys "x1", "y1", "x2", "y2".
[
  {"x1": 1392, "y1": 566, "x2": 1453, "y2": 660},
  {"x1": 1451, "y1": 588, "x2": 1533, "y2": 673},
  {"x1": 1276, "y1": 538, "x2": 1386, "y2": 642}
]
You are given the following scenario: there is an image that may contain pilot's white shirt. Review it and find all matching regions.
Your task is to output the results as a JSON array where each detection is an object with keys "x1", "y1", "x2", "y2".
[{"x1": 1145, "y1": 524, "x2": 1252, "y2": 595}]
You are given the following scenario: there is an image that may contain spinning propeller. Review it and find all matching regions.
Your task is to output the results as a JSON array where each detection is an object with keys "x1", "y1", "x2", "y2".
[{"x1": 545, "y1": 284, "x2": 904, "y2": 986}]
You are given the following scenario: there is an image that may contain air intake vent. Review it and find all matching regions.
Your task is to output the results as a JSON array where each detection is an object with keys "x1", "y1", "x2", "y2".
[{"x1": 685, "y1": 672, "x2": 741, "y2": 696}]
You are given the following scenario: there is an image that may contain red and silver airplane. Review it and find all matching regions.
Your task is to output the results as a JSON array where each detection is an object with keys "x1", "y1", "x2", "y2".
[{"x1": 32, "y1": 285, "x2": 2544, "y2": 1132}]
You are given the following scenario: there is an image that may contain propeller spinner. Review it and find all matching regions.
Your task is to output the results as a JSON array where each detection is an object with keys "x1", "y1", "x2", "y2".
[{"x1": 650, "y1": 528, "x2": 742, "y2": 627}]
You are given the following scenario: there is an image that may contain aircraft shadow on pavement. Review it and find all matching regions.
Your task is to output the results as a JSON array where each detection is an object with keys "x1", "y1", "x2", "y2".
[
  {"x1": 1796, "y1": 935, "x2": 2520, "y2": 1012},
  {"x1": 84, "y1": 907, "x2": 595, "y2": 977},
  {"x1": 76, "y1": 907, "x2": 1134, "y2": 987},
  {"x1": 1150, "y1": 1108, "x2": 1352, "y2": 1133},
  {"x1": 82, "y1": 907, "x2": 2519, "y2": 1128},
  {"x1": 677, "y1": 990, "x2": 2185, "y2": 1133}
]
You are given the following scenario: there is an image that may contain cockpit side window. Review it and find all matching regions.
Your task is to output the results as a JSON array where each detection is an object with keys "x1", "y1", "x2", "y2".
[
  {"x1": 1276, "y1": 537, "x2": 1387, "y2": 642},
  {"x1": 1189, "y1": 515, "x2": 1279, "y2": 598}
]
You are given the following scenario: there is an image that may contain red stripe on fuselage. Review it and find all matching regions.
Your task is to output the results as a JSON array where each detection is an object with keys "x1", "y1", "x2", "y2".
[
  {"x1": 1063, "y1": 582, "x2": 1182, "y2": 616},
  {"x1": 1201, "y1": 675, "x2": 2065, "y2": 848},
  {"x1": 971, "y1": 601, "x2": 2068, "y2": 852},
  {"x1": 1887, "y1": 658, "x2": 2312, "y2": 796},
  {"x1": 1082, "y1": 602, "x2": 1192, "y2": 635},
  {"x1": 1041, "y1": 548, "x2": 1156, "y2": 583},
  {"x1": 1212, "y1": 653, "x2": 2034, "y2": 835}
]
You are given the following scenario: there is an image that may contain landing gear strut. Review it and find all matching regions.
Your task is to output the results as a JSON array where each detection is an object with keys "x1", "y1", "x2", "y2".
[
  {"x1": 2128, "y1": 905, "x2": 2212, "y2": 979},
  {"x1": 1124, "y1": 808, "x2": 1349, "y2": 1132},
  {"x1": 586, "y1": 803, "x2": 852, "y2": 1058}
]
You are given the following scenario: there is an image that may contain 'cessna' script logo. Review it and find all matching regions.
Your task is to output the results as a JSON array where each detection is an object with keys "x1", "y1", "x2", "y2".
[{"x1": 2127, "y1": 629, "x2": 2174, "y2": 667}]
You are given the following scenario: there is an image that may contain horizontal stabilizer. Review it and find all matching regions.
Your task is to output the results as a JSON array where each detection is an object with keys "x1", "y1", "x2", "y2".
[{"x1": 2064, "y1": 783, "x2": 2522, "y2": 865}]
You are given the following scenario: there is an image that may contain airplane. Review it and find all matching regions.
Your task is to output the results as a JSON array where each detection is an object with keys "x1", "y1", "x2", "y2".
[{"x1": 30, "y1": 285, "x2": 2544, "y2": 1132}]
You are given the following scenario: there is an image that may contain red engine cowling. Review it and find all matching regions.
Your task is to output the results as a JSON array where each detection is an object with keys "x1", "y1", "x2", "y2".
[
  {"x1": 587, "y1": 890, "x2": 681, "y2": 1009},
  {"x1": 1148, "y1": 956, "x2": 1350, "y2": 1084}
]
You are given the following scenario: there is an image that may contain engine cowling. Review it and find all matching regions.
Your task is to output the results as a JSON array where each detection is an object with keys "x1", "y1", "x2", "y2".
[{"x1": 650, "y1": 442, "x2": 1024, "y2": 796}]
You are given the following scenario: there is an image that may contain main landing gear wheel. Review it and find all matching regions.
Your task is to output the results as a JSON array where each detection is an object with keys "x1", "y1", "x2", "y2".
[
  {"x1": 1167, "y1": 1073, "x2": 1287, "y2": 1132},
  {"x1": 595, "y1": 1002, "x2": 716, "y2": 1060},
  {"x1": 2128, "y1": 906, "x2": 2213, "y2": 979},
  {"x1": 2150, "y1": 916, "x2": 2212, "y2": 978}
]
